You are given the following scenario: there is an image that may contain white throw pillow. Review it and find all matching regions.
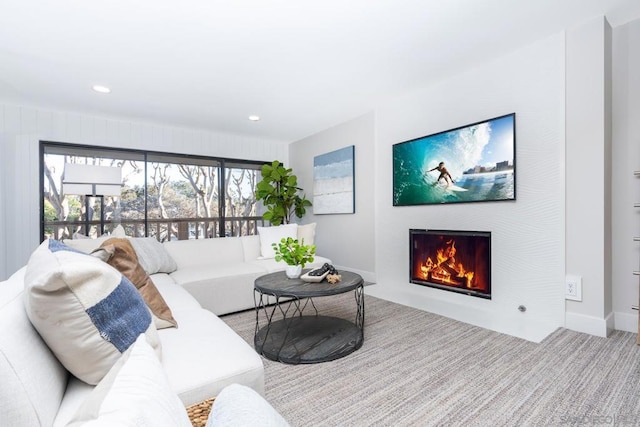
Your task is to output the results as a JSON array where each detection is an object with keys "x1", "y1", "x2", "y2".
[
  {"x1": 66, "y1": 225, "x2": 127, "y2": 253},
  {"x1": 296, "y1": 222, "x2": 316, "y2": 246},
  {"x1": 111, "y1": 224, "x2": 127, "y2": 237},
  {"x1": 257, "y1": 224, "x2": 298, "y2": 259},
  {"x1": 206, "y1": 384, "x2": 290, "y2": 427},
  {"x1": 129, "y1": 237, "x2": 178, "y2": 274},
  {"x1": 68, "y1": 335, "x2": 191, "y2": 427},
  {"x1": 64, "y1": 235, "x2": 111, "y2": 253},
  {"x1": 24, "y1": 239, "x2": 162, "y2": 385}
]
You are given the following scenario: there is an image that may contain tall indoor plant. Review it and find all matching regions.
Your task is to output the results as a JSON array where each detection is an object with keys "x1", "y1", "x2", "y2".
[{"x1": 255, "y1": 160, "x2": 312, "y2": 225}]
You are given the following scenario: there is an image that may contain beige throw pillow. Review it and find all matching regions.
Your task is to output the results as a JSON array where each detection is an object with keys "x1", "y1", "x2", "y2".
[{"x1": 24, "y1": 239, "x2": 162, "y2": 385}]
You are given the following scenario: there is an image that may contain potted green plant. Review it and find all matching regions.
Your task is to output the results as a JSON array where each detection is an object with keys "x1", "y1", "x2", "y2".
[
  {"x1": 272, "y1": 237, "x2": 316, "y2": 279},
  {"x1": 255, "y1": 160, "x2": 312, "y2": 225}
]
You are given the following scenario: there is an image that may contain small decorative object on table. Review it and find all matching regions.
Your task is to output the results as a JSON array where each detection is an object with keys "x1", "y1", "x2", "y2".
[
  {"x1": 272, "y1": 237, "x2": 316, "y2": 279},
  {"x1": 301, "y1": 263, "x2": 340, "y2": 283},
  {"x1": 326, "y1": 274, "x2": 342, "y2": 284}
]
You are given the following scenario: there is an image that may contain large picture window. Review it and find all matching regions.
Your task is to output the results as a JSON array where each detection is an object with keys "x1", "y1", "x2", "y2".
[{"x1": 41, "y1": 142, "x2": 265, "y2": 242}]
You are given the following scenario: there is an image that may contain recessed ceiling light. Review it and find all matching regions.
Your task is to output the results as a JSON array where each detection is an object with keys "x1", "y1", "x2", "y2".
[
  {"x1": 248, "y1": 115, "x2": 260, "y2": 122},
  {"x1": 92, "y1": 85, "x2": 111, "y2": 94}
]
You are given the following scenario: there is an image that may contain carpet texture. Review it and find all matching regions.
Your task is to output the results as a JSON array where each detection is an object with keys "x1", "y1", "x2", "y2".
[{"x1": 222, "y1": 293, "x2": 640, "y2": 426}]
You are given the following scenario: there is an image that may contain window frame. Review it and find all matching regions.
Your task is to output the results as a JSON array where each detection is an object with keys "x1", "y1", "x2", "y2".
[{"x1": 40, "y1": 141, "x2": 266, "y2": 242}]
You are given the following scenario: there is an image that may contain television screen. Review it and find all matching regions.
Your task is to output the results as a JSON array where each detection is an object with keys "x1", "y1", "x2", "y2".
[{"x1": 393, "y1": 113, "x2": 515, "y2": 206}]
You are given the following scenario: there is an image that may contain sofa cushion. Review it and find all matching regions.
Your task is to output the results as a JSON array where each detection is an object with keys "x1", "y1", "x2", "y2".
[
  {"x1": 64, "y1": 225, "x2": 128, "y2": 253},
  {"x1": 53, "y1": 378, "x2": 94, "y2": 427},
  {"x1": 129, "y1": 237, "x2": 178, "y2": 274},
  {"x1": 63, "y1": 235, "x2": 112, "y2": 253},
  {"x1": 150, "y1": 273, "x2": 202, "y2": 313},
  {"x1": 163, "y1": 238, "x2": 246, "y2": 269},
  {"x1": 257, "y1": 224, "x2": 298, "y2": 259},
  {"x1": 0, "y1": 267, "x2": 69, "y2": 427},
  {"x1": 24, "y1": 239, "x2": 162, "y2": 385},
  {"x1": 158, "y1": 309, "x2": 265, "y2": 406},
  {"x1": 68, "y1": 334, "x2": 191, "y2": 427},
  {"x1": 96, "y1": 238, "x2": 177, "y2": 329},
  {"x1": 174, "y1": 269, "x2": 266, "y2": 316},
  {"x1": 241, "y1": 235, "x2": 262, "y2": 262}
]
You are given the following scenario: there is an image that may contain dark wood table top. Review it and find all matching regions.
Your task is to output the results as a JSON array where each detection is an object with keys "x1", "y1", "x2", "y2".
[{"x1": 254, "y1": 270, "x2": 363, "y2": 298}]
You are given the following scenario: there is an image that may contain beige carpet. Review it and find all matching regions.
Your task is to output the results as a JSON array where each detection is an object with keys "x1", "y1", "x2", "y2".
[{"x1": 222, "y1": 293, "x2": 640, "y2": 426}]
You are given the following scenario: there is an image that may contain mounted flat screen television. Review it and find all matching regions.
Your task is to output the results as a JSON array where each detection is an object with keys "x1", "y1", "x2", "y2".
[{"x1": 393, "y1": 113, "x2": 516, "y2": 206}]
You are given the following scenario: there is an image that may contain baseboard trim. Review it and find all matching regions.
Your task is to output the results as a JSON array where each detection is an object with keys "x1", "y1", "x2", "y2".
[
  {"x1": 565, "y1": 311, "x2": 613, "y2": 337},
  {"x1": 613, "y1": 311, "x2": 638, "y2": 333},
  {"x1": 366, "y1": 284, "x2": 559, "y2": 343}
]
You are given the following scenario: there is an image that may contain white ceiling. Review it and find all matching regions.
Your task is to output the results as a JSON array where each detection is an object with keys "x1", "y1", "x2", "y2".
[{"x1": 1, "y1": 0, "x2": 639, "y2": 143}]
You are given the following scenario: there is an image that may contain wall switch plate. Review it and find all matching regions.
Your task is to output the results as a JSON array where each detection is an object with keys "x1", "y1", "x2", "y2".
[{"x1": 565, "y1": 275, "x2": 582, "y2": 301}]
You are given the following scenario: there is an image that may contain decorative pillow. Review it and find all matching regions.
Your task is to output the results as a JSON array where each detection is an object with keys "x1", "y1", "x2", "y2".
[
  {"x1": 24, "y1": 239, "x2": 162, "y2": 385},
  {"x1": 129, "y1": 238, "x2": 178, "y2": 275},
  {"x1": 96, "y1": 238, "x2": 177, "y2": 329},
  {"x1": 68, "y1": 334, "x2": 191, "y2": 427},
  {"x1": 206, "y1": 384, "x2": 290, "y2": 427},
  {"x1": 64, "y1": 235, "x2": 112, "y2": 253},
  {"x1": 66, "y1": 225, "x2": 127, "y2": 252},
  {"x1": 111, "y1": 224, "x2": 127, "y2": 237},
  {"x1": 297, "y1": 222, "x2": 316, "y2": 246},
  {"x1": 257, "y1": 224, "x2": 298, "y2": 259}
]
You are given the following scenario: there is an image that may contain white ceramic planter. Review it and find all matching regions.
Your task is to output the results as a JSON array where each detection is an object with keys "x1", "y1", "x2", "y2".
[{"x1": 285, "y1": 265, "x2": 302, "y2": 279}]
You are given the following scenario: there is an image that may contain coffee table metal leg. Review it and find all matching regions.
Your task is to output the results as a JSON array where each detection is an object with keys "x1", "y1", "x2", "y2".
[{"x1": 355, "y1": 284, "x2": 365, "y2": 333}]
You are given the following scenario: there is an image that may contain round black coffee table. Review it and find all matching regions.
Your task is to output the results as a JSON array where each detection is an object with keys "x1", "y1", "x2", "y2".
[{"x1": 253, "y1": 270, "x2": 364, "y2": 364}]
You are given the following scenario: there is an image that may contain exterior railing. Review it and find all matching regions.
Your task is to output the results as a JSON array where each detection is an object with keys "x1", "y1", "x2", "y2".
[{"x1": 44, "y1": 216, "x2": 267, "y2": 242}]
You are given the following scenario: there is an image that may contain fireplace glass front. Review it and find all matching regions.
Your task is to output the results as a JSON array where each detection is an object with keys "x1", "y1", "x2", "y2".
[{"x1": 410, "y1": 229, "x2": 491, "y2": 299}]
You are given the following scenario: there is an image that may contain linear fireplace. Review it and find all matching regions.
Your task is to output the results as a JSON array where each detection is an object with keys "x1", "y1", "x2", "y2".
[{"x1": 410, "y1": 229, "x2": 491, "y2": 299}]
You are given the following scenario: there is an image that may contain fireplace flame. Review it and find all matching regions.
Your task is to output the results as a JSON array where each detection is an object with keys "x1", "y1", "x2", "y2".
[{"x1": 420, "y1": 239, "x2": 475, "y2": 288}]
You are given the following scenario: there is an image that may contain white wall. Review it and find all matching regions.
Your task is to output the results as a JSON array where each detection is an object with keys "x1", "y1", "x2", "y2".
[
  {"x1": 0, "y1": 104, "x2": 288, "y2": 280},
  {"x1": 289, "y1": 16, "x2": 640, "y2": 342},
  {"x1": 0, "y1": 133, "x2": 7, "y2": 281},
  {"x1": 368, "y1": 33, "x2": 567, "y2": 342},
  {"x1": 612, "y1": 18, "x2": 640, "y2": 333},
  {"x1": 565, "y1": 17, "x2": 613, "y2": 336},
  {"x1": 289, "y1": 112, "x2": 376, "y2": 283}
]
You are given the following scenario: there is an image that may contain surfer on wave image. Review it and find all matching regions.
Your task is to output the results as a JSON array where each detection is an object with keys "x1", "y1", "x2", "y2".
[
  {"x1": 423, "y1": 161, "x2": 468, "y2": 194},
  {"x1": 426, "y1": 162, "x2": 455, "y2": 186}
]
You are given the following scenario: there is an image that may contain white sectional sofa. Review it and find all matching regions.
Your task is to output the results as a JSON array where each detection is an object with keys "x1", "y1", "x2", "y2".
[
  {"x1": 0, "y1": 225, "x2": 325, "y2": 426},
  {"x1": 65, "y1": 223, "x2": 331, "y2": 316},
  {"x1": 161, "y1": 234, "x2": 331, "y2": 315}
]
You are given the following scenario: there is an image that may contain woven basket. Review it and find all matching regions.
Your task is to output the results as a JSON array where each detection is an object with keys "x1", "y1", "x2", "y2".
[{"x1": 186, "y1": 398, "x2": 215, "y2": 427}]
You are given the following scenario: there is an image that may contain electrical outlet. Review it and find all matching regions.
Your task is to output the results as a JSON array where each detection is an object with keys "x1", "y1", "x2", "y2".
[{"x1": 565, "y1": 275, "x2": 582, "y2": 301}]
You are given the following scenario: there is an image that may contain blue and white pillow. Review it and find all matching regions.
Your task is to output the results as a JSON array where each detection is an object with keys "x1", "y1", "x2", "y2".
[{"x1": 24, "y1": 239, "x2": 161, "y2": 385}]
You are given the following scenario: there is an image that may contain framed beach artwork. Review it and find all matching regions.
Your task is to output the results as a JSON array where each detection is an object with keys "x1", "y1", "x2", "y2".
[
  {"x1": 313, "y1": 145, "x2": 355, "y2": 214},
  {"x1": 393, "y1": 113, "x2": 516, "y2": 206}
]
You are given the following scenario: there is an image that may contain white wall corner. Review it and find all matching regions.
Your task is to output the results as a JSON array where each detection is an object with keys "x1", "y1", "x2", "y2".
[
  {"x1": 613, "y1": 311, "x2": 638, "y2": 334},
  {"x1": 565, "y1": 310, "x2": 612, "y2": 337}
]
